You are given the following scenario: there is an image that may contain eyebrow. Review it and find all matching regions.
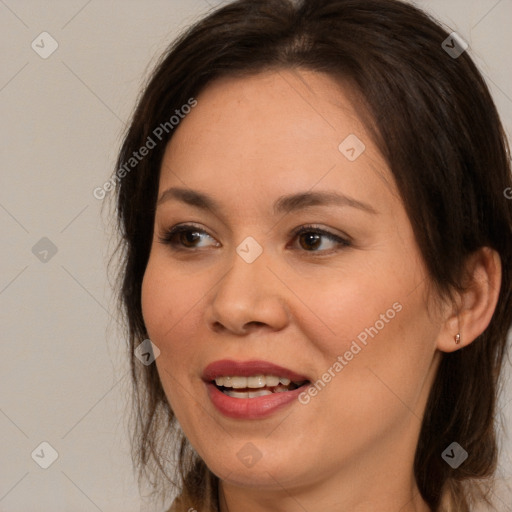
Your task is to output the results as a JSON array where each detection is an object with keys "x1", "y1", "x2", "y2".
[{"x1": 157, "y1": 187, "x2": 377, "y2": 215}]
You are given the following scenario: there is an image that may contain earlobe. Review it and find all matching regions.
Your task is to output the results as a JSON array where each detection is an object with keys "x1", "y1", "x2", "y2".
[{"x1": 437, "y1": 247, "x2": 502, "y2": 353}]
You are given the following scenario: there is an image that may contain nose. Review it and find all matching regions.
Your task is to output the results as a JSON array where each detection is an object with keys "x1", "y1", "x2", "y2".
[{"x1": 205, "y1": 249, "x2": 290, "y2": 335}]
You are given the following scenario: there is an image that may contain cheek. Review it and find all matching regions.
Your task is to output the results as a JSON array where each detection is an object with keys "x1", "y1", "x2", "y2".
[
  {"x1": 298, "y1": 253, "x2": 436, "y2": 394},
  {"x1": 140, "y1": 256, "x2": 204, "y2": 414},
  {"x1": 141, "y1": 253, "x2": 205, "y2": 341},
  {"x1": 312, "y1": 282, "x2": 437, "y2": 426},
  {"x1": 140, "y1": 252, "x2": 224, "y2": 403},
  {"x1": 141, "y1": 259, "x2": 194, "y2": 395},
  {"x1": 291, "y1": 261, "x2": 405, "y2": 359}
]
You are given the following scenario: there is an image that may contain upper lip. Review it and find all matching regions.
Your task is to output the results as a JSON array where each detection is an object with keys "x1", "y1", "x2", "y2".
[{"x1": 202, "y1": 359, "x2": 310, "y2": 383}]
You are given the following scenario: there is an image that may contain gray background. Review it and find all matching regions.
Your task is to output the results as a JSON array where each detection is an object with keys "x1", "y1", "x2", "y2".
[{"x1": 1, "y1": 1, "x2": 511, "y2": 511}]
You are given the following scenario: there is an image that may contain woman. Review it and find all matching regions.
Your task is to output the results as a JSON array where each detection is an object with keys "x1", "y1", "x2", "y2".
[{"x1": 113, "y1": 0, "x2": 512, "y2": 510}]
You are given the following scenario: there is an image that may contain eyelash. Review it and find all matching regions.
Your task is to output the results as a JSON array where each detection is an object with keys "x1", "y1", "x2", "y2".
[{"x1": 158, "y1": 223, "x2": 351, "y2": 254}]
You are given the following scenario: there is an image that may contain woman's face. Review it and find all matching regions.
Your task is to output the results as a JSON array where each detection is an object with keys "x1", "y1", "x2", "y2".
[{"x1": 141, "y1": 70, "x2": 444, "y2": 502}]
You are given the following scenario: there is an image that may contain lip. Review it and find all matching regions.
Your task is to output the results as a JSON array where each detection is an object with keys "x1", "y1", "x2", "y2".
[
  {"x1": 202, "y1": 359, "x2": 310, "y2": 420},
  {"x1": 202, "y1": 359, "x2": 309, "y2": 382},
  {"x1": 205, "y1": 382, "x2": 309, "y2": 419}
]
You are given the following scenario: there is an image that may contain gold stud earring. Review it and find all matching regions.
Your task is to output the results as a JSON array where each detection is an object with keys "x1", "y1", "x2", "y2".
[{"x1": 455, "y1": 333, "x2": 461, "y2": 344}]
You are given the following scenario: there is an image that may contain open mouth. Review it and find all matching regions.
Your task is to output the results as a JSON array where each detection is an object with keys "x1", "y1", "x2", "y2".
[{"x1": 213, "y1": 375, "x2": 309, "y2": 398}]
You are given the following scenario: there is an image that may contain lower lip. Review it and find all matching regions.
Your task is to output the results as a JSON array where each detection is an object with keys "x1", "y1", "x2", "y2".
[{"x1": 205, "y1": 382, "x2": 307, "y2": 419}]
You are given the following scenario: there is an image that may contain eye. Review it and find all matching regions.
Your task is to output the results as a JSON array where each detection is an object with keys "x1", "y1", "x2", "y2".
[
  {"x1": 158, "y1": 223, "x2": 350, "y2": 253},
  {"x1": 158, "y1": 224, "x2": 220, "y2": 249},
  {"x1": 290, "y1": 225, "x2": 351, "y2": 253}
]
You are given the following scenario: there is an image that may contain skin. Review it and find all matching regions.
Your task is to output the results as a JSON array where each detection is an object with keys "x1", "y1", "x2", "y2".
[{"x1": 141, "y1": 69, "x2": 501, "y2": 512}]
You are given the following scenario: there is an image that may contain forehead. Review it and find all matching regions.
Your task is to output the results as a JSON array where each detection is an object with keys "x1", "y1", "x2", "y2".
[
  {"x1": 158, "y1": 69, "x2": 395, "y2": 211},
  {"x1": 166, "y1": 70, "x2": 365, "y2": 160}
]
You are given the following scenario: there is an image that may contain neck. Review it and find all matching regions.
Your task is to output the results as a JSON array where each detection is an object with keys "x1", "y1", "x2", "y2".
[
  {"x1": 217, "y1": 468, "x2": 432, "y2": 512},
  {"x1": 216, "y1": 425, "x2": 432, "y2": 512}
]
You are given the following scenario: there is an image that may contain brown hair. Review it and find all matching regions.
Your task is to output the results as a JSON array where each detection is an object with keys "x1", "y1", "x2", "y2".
[{"x1": 112, "y1": 0, "x2": 512, "y2": 510}]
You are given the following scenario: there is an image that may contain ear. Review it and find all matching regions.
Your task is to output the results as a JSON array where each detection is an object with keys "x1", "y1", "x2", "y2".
[{"x1": 437, "y1": 247, "x2": 502, "y2": 353}]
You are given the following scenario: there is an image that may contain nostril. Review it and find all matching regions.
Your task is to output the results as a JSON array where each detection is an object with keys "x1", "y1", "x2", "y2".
[{"x1": 246, "y1": 321, "x2": 266, "y2": 328}]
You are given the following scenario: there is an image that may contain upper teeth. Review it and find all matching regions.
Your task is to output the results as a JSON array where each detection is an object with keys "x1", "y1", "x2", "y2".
[{"x1": 214, "y1": 375, "x2": 292, "y2": 388}]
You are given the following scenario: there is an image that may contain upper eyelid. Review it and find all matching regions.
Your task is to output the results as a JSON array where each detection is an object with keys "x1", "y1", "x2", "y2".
[{"x1": 159, "y1": 224, "x2": 217, "y2": 242}]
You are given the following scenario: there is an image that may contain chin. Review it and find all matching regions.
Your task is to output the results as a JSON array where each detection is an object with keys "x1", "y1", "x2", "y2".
[{"x1": 199, "y1": 441, "x2": 309, "y2": 491}]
